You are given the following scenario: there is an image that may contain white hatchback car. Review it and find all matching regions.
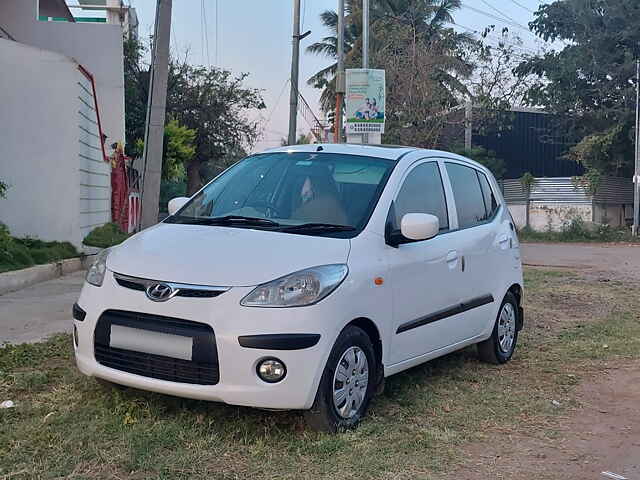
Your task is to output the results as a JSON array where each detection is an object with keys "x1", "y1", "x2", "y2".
[{"x1": 74, "y1": 144, "x2": 523, "y2": 432}]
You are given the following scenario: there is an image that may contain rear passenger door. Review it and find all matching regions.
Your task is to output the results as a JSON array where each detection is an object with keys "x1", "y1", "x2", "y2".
[{"x1": 442, "y1": 161, "x2": 502, "y2": 341}]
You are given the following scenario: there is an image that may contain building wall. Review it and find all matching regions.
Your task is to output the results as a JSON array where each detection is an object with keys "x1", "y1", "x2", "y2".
[
  {"x1": 0, "y1": 39, "x2": 81, "y2": 245},
  {"x1": 500, "y1": 176, "x2": 634, "y2": 231},
  {"x1": 527, "y1": 203, "x2": 593, "y2": 231},
  {"x1": 0, "y1": 0, "x2": 125, "y2": 146}
]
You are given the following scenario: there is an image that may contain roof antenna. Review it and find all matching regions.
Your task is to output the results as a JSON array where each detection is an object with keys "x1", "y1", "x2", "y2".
[{"x1": 316, "y1": 145, "x2": 324, "y2": 152}]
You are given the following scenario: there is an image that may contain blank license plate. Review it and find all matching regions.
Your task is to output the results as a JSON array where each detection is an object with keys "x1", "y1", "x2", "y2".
[{"x1": 109, "y1": 325, "x2": 193, "y2": 361}]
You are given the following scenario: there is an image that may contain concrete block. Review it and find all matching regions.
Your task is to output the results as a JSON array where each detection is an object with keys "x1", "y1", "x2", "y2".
[{"x1": 0, "y1": 258, "x2": 87, "y2": 296}]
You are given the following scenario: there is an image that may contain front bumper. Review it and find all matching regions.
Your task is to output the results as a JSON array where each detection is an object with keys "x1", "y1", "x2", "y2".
[{"x1": 73, "y1": 271, "x2": 336, "y2": 410}]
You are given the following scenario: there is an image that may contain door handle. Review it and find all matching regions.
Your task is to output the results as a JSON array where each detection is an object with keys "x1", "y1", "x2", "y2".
[
  {"x1": 446, "y1": 250, "x2": 458, "y2": 269},
  {"x1": 497, "y1": 234, "x2": 510, "y2": 250}
]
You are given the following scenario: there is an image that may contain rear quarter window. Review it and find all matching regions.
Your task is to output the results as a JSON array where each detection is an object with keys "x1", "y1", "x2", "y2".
[{"x1": 445, "y1": 162, "x2": 488, "y2": 229}]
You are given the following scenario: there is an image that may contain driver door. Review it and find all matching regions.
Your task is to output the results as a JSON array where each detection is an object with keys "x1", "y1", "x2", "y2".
[{"x1": 387, "y1": 160, "x2": 464, "y2": 365}]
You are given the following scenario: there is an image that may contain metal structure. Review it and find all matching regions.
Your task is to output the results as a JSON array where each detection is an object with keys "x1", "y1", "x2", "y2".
[
  {"x1": 362, "y1": 0, "x2": 370, "y2": 144},
  {"x1": 500, "y1": 177, "x2": 634, "y2": 207},
  {"x1": 335, "y1": 0, "x2": 345, "y2": 143},
  {"x1": 633, "y1": 60, "x2": 640, "y2": 236},
  {"x1": 296, "y1": 91, "x2": 326, "y2": 142}
]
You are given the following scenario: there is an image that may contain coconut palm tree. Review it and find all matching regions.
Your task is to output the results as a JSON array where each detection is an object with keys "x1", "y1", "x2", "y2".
[{"x1": 306, "y1": 0, "x2": 473, "y2": 114}]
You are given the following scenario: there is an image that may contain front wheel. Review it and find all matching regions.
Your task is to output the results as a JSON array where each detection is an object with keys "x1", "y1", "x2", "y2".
[
  {"x1": 304, "y1": 326, "x2": 376, "y2": 433},
  {"x1": 477, "y1": 292, "x2": 520, "y2": 364}
]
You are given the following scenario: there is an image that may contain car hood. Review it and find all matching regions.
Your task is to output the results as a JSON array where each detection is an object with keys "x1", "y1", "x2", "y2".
[{"x1": 106, "y1": 223, "x2": 351, "y2": 287}]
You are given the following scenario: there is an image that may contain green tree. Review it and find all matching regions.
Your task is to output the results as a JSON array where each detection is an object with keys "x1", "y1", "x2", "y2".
[
  {"x1": 124, "y1": 38, "x2": 265, "y2": 196},
  {"x1": 135, "y1": 118, "x2": 196, "y2": 181},
  {"x1": 167, "y1": 64, "x2": 265, "y2": 194},
  {"x1": 516, "y1": 0, "x2": 640, "y2": 178},
  {"x1": 0, "y1": 180, "x2": 7, "y2": 199},
  {"x1": 307, "y1": 0, "x2": 472, "y2": 116},
  {"x1": 123, "y1": 37, "x2": 148, "y2": 157},
  {"x1": 452, "y1": 146, "x2": 506, "y2": 178}
]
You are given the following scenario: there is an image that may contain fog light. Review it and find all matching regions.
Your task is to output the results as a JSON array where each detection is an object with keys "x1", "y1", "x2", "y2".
[
  {"x1": 73, "y1": 325, "x2": 79, "y2": 348},
  {"x1": 257, "y1": 358, "x2": 286, "y2": 383}
]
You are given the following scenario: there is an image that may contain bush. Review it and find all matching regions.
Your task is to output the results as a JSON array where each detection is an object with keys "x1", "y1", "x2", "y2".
[
  {"x1": 83, "y1": 223, "x2": 130, "y2": 248},
  {"x1": 518, "y1": 217, "x2": 638, "y2": 243},
  {"x1": 0, "y1": 225, "x2": 79, "y2": 273}
]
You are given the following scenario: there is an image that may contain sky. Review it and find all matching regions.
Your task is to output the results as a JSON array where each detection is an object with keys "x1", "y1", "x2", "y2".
[{"x1": 119, "y1": 1, "x2": 548, "y2": 152}]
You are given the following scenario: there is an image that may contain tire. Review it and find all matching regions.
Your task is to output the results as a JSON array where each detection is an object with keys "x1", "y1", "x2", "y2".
[
  {"x1": 304, "y1": 326, "x2": 377, "y2": 433},
  {"x1": 477, "y1": 292, "x2": 519, "y2": 365}
]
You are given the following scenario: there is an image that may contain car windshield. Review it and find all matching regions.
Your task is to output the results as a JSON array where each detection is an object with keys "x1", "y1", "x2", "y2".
[{"x1": 168, "y1": 151, "x2": 395, "y2": 236}]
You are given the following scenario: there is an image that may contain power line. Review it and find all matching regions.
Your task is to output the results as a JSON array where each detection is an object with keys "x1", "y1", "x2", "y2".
[
  {"x1": 216, "y1": 0, "x2": 219, "y2": 66},
  {"x1": 507, "y1": 0, "x2": 535, "y2": 14},
  {"x1": 264, "y1": 79, "x2": 291, "y2": 132},
  {"x1": 479, "y1": 0, "x2": 531, "y2": 31},
  {"x1": 301, "y1": 0, "x2": 307, "y2": 31},
  {"x1": 201, "y1": 0, "x2": 210, "y2": 65},
  {"x1": 461, "y1": 3, "x2": 539, "y2": 40},
  {"x1": 451, "y1": 21, "x2": 540, "y2": 56}
]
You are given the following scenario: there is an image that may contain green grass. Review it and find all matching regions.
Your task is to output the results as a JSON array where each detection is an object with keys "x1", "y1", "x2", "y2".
[
  {"x1": 1, "y1": 268, "x2": 639, "y2": 479},
  {"x1": 518, "y1": 217, "x2": 640, "y2": 244},
  {"x1": 0, "y1": 225, "x2": 79, "y2": 273},
  {"x1": 83, "y1": 223, "x2": 130, "y2": 249}
]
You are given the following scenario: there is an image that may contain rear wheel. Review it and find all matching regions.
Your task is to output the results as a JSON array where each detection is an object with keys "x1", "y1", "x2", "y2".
[
  {"x1": 477, "y1": 292, "x2": 519, "y2": 364},
  {"x1": 304, "y1": 326, "x2": 376, "y2": 433}
]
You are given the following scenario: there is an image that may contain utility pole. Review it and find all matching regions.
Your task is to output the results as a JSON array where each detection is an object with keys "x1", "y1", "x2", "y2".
[
  {"x1": 140, "y1": 0, "x2": 172, "y2": 229},
  {"x1": 363, "y1": 0, "x2": 369, "y2": 69},
  {"x1": 335, "y1": 0, "x2": 345, "y2": 143},
  {"x1": 287, "y1": 0, "x2": 301, "y2": 146},
  {"x1": 465, "y1": 100, "x2": 473, "y2": 150},
  {"x1": 362, "y1": 0, "x2": 370, "y2": 145},
  {"x1": 633, "y1": 59, "x2": 640, "y2": 236},
  {"x1": 287, "y1": 0, "x2": 311, "y2": 146}
]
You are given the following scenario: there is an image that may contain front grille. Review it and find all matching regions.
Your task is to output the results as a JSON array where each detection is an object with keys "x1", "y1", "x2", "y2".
[
  {"x1": 94, "y1": 310, "x2": 219, "y2": 385},
  {"x1": 114, "y1": 274, "x2": 227, "y2": 299}
]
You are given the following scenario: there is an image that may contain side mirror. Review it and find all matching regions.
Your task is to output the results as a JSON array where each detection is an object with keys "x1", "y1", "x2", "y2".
[
  {"x1": 168, "y1": 197, "x2": 189, "y2": 216},
  {"x1": 400, "y1": 213, "x2": 439, "y2": 241}
]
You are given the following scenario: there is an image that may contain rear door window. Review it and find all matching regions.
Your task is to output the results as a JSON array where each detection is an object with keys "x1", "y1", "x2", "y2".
[{"x1": 445, "y1": 162, "x2": 487, "y2": 229}]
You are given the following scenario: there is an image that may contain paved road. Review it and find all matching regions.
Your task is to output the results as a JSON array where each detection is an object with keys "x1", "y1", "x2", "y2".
[
  {"x1": 1, "y1": 242, "x2": 640, "y2": 344},
  {"x1": 0, "y1": 271, "x2": 84, "y2": 344},
  {"x1": 522, "y1": 242, "x2": 640, "y2": 282}
]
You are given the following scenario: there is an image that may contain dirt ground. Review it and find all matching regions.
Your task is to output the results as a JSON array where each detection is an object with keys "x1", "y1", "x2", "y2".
[
  {"x1": 453, "y1": 362, "x2": 640, "y2": 480},
  {"x1": 522, "y1": 242, "x2": 640, "y2": 283},
  {"x1": 453, "y1": 243, "x2": 640, "y2": 480}
]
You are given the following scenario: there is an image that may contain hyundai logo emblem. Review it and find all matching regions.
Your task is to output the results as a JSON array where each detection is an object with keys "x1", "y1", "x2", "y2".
[{"x1": 145, "y1": 283, "x2": 175, "y2": 302}]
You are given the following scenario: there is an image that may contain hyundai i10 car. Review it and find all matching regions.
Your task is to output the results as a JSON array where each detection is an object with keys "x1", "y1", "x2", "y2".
[{"x1": 73, "y1": 143, "x2": 524, "y2": 432}]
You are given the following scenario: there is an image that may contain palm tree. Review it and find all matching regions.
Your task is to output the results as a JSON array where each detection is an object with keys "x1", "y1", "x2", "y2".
[{"x1": 306, "y1": 0, "x2": 473, "y2": 114}]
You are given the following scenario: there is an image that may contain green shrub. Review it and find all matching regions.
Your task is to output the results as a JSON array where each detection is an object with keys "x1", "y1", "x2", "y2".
[
  {"x1": 0, "y1": 225, "x2": 79, "y2": 273},
  {"x1": 518, "y1": 217, "x2": 638, "y2": 243},
  {"x1": 83, "y1": 223, "x2": 130, "y2": 248}
]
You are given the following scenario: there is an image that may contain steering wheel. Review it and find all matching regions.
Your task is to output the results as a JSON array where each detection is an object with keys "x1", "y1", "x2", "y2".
[{"x1": 249, "y1": 200, "x2": 285, "y2": 219}]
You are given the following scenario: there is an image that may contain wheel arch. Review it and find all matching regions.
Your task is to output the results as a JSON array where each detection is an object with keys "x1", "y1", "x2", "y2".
[
  {"x1": 345, "y1": 317, "x2": 383, "y2": 368},
  {"x1": 506, "y1": 283, "x2": 524, "y2": 330},
  {"x1": 507, "y1": 283, "x2": 522, "y2": 304}
]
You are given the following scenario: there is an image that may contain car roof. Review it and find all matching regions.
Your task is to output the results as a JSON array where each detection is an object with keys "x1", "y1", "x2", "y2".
[
  {"x1": 262, "y1": 143, "x2": 418, "y2": 160},
  {"x1": 262, "y1": 143, "x2": 489, "y2": 172}
]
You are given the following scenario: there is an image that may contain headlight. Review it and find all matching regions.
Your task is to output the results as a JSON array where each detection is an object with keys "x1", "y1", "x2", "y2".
[
  {"x1": 240, "y1": 264, "x2": 348, "y2": 307},
  {"x1": 85, "y1": 248, "x2": 110, "y2": 287}
]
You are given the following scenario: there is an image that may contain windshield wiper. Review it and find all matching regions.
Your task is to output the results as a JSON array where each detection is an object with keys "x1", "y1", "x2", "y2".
[
  {"x1": 278, "y1": 223, "x2": 356, "y2": 233},
  {"x1": 170, "y1": 215, "x2": 281, "y2": 227}
]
